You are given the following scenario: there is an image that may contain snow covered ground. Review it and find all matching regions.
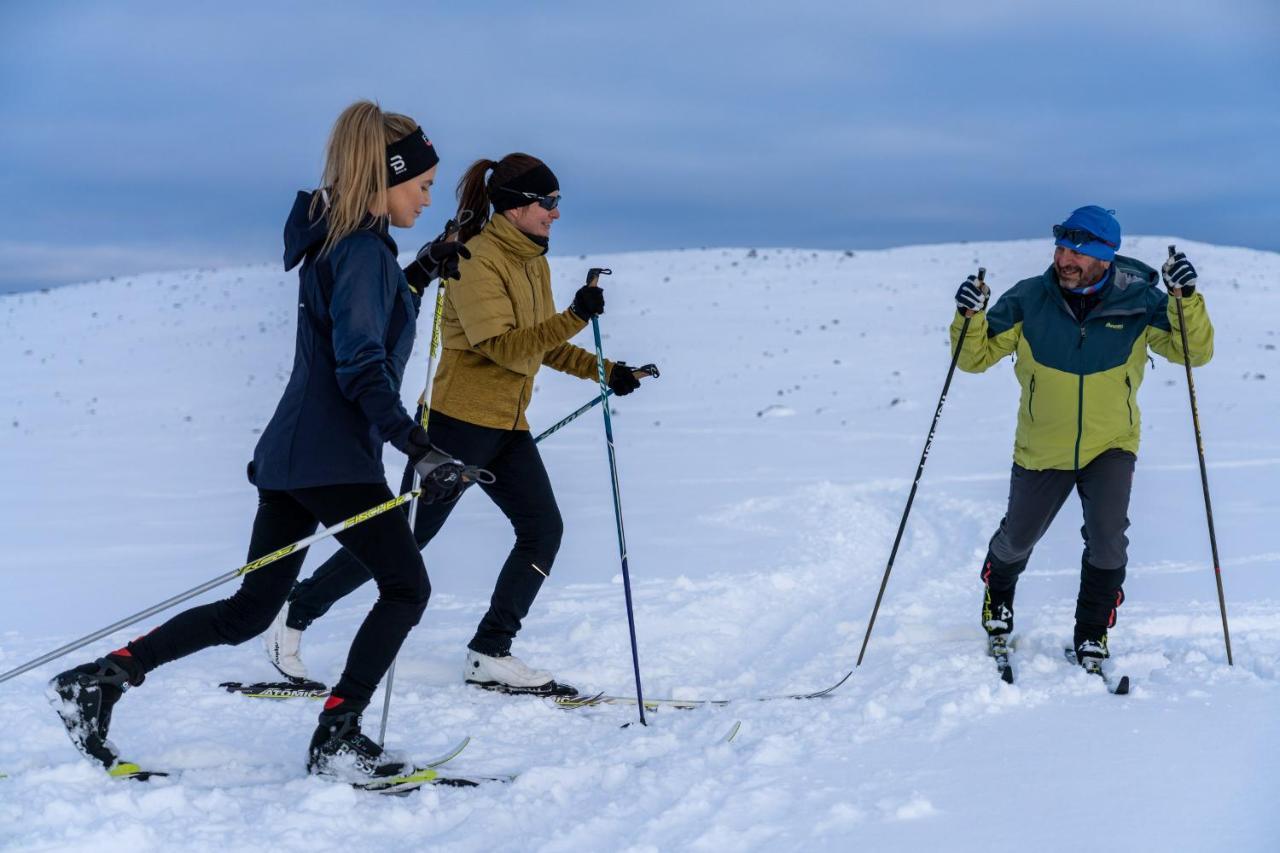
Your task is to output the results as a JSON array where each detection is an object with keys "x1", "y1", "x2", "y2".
[{"x1": 1, "y1": 237, "x2": 1277, "y2": 851}]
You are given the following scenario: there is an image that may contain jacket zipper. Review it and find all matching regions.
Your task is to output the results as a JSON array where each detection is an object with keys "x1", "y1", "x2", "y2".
[
  {"x1": 1027, "y1": 374, "x2": 1036, "y2": 421},
  {"x1": 1074, "y1": 373, "x2": 1084, "y2": 471},
  {"x1": 1073, "y1": 323, "x2": 1086, "y2": 469},
  {"x1": 1124, "y1": 374, "x2": 1134, "y2": 426},
  {"x1": 1051, "y1": 278, "x2": 1147, "y2": 471}
]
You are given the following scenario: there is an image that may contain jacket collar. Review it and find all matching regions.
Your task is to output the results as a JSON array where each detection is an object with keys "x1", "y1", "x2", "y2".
[
  {"x1": 485, "y1": 213, "x2": 548, "y2": 260},
  {"x1": 1040, "y1": 254, "x2": 1157, "y2": 311}
]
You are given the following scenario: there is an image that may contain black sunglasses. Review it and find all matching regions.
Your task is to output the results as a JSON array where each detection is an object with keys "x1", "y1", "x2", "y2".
[
  {"x1": 1052, "y1": 224, "x2": 1117, "y2": 249},
  {"x1": 498, "y1": 187, "x2": 560, "y2": 211}
]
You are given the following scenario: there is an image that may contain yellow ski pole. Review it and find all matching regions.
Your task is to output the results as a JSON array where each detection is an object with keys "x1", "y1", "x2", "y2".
[{"x1": 0, "y1": 488, "x2": 424, "y2": 686}]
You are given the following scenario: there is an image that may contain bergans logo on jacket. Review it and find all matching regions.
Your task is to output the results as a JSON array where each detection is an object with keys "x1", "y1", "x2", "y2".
[
  {"x1": 430, "y1": 214, "x2": 611, "y2": 431},
  {"x1": 950, "y1": 255, "x2": 1214, "y2": 472}
]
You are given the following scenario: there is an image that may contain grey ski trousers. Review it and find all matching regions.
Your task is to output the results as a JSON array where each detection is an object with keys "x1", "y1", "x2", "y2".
[{"x1": 988, "y1": 448, "x2": 1136, "y2": 574}]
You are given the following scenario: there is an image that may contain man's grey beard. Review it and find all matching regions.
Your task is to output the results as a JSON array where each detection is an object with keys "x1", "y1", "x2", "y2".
[{"x1": 1056, "y1": 264, "x2": 1104, "y2": 289}]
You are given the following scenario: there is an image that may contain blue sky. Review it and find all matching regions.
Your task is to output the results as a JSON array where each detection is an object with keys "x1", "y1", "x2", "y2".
[{"x1": 1, "y1": 1, "x2": 1277, "y2": 291}]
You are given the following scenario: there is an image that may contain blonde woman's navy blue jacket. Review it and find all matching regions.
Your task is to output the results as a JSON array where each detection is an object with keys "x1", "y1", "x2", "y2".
[{"x1": 250, "y1": 191, "x2": 419, "y2": 489}]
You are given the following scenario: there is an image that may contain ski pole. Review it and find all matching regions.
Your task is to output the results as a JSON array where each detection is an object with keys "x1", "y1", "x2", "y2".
[
  {"x1": 1168, "y1": 245, "x2": 1232, "y2": 665},
  {"x1": 0, "y1": 487, "x2": 430, "y2": 686},
  {"x1": 378, "y1": 215, "x2": 463, "y2": 744},
  {"x1": 533, "y1": 365, "x2": 660, "y2": 446},
  {"x1": 586, "y1": 267, "x2": 648, "y2": 725},
  {"x1": 854, "y1": 267, "x2": 988, "y2": 668}
]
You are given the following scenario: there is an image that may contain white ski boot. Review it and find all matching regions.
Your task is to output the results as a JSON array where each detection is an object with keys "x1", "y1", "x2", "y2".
[
  {"x1": 464, "y1": 649, "x2": 578, "y2": 697},
  {"x1": 264, "y1": 606, "x2": 311, "y2": 684}
]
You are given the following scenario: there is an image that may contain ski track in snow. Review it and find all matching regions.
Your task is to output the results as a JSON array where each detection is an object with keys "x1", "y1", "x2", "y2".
[{"x1": 1, "y1": 237, "x2": 1278, "y2": 850}]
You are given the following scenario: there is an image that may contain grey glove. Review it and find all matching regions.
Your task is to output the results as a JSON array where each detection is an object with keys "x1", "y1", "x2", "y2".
[
  {"x1": 413, "y1": 446, "x2": 470, "y2": 504},
  {"x1": 404, "y1": 426, "x2": 492, "y2": 504}
]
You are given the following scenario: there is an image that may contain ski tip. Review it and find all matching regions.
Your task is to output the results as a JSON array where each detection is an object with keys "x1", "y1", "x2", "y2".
[
  {"x1": 1000, "y1": 666, "x2": 1015, "y2": 685},
  {"x1": 1113, "y1": 676, "x2": 1131, "y2": 695},
  {"x1": 798, "y1": 670, "x2": 854, "y2": 699},
  {"x1": 720, "y1": 720, "x2": 743, "y2": 744},
  {"x1": 423, "y1": 735, "x2": 472, "y2": 769}
]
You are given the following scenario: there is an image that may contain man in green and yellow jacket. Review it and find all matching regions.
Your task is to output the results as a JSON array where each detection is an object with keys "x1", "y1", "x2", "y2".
[{"x1": 950, "y1": 205, "x2": 1214, "y2": 666}]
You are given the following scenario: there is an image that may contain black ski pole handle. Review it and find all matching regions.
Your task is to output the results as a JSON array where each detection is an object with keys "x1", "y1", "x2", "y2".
[
  {"x1": 586, "y1": 267, "x2": 612, "y2": 288},
  {"x1": 963, "y1": 266, "x2": 988, "y2": 318},
  {"x1": 1168, "y1": 245, "x2": 1183, "y2": 298}
]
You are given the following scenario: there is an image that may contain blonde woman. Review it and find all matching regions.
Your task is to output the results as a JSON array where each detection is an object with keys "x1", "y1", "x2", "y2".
[
  {"x1": 274, "y1": 153, "x2": 656, "y2": 697},
  {"x1": 48, "y1": 101, "x2": 468, "y2": 783}
]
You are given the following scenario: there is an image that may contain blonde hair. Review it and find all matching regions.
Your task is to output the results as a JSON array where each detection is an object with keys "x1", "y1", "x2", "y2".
[{"x1": 313, "y1": 100, "x2": 419, "y2": 256}]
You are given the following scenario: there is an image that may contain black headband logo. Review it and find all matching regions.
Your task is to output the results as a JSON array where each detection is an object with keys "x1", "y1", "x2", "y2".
[{"x1": 386, "y1": 126, "x2": 440, "y2": 187}]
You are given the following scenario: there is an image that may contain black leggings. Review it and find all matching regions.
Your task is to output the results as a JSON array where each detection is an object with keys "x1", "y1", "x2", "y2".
[
  {"x1": 287, "y1": 411, "x2": 563, "y2": 656},
  {"x1": 125, "y1": 483, "x2": 428, "y2": 707}
]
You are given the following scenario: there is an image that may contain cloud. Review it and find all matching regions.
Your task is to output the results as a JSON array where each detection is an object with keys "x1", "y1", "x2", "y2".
[{"x1": 1, "y1": 2, "x2": 1277, "y2": 289}]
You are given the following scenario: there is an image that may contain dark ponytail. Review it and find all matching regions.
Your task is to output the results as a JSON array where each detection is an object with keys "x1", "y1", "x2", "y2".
[{"x1": 455, "y1": 152, "x2": 548, "y2": 242}]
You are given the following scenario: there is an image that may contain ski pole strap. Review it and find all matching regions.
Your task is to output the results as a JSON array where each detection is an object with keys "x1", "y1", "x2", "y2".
[{"x1": 460, "y1": 465, "x2": 496, "y2": 485}]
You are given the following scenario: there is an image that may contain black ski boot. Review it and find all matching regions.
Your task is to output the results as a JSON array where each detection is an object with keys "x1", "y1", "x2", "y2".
[
  {"x1": 982, "y1": 585, "x2": 1015, "y2": 637},
  {"x1": 1073, "y1": 630, "x2": 1110, "y2": 673},
  {"x1": 46, "y1": 656, "x2": 141, "y2": 771},
  {"x1": 307, "y1": 706, "x2": 406, "y2": 782},
  {"x1": 981, "y1": 554, "x2": 1017, "y2": 637}
]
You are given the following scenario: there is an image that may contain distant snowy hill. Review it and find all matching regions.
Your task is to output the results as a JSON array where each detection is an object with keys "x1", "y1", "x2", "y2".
[{"x1": 2, "y1": 238, "x2": 1277, "y2": 851}]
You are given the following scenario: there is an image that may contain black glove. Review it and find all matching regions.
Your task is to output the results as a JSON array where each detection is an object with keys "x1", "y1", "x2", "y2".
[
  {"x1": 955, "y1": 275, "x2": 988, "y2": 313},
  {"x1": 404, "y1": 236, "x2": 471, "y2": 291},
  {"x1": 403, "y1": 426, "x2": 481, "y2": 504},
  {"x1": 1162, "y1": 251, "x2": 1197, "y2": 298},
  {"x1": 569, "y1": 284, "x2": 605, "y2": 320},
  {"x1": 608, "y1": 362, "x2": 643, "y2": 396}
]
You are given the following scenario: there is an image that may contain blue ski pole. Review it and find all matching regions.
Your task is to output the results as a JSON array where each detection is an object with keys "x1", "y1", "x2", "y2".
[{"x1": 586, "y1": 267, "x2": 647, "y2": 725}]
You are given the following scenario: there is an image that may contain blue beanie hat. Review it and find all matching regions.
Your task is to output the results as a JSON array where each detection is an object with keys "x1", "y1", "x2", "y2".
[{"x1": 1054, "y1": 205, "x2": 1121, "y2": 262}]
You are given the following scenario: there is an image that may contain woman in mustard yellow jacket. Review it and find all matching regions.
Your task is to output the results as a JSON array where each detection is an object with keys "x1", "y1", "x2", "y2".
[{"x1": 277, "y1": 153, "x2": 654, "y2": 696}]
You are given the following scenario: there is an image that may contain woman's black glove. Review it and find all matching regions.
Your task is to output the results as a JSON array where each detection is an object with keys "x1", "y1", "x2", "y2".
[
  {"x1": 404, "y1": 237, "x2": 471, "y2": 291},
  {"x1": 607, "y1": 362, "x2": 643, "y2": 396},
  {"x1": 403, "y1": 426, "x2": 489, "y2": 504},
  {"x1": 569, "y1": 284, "x2": 605, "y2": 320}
]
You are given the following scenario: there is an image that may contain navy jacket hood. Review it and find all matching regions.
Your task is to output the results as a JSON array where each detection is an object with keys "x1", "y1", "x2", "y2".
[
  {"x1": 283, "y1": 191, "x2": 329, "y2": 271},
  {"x1": 283, "y1": 190, "x2": 400, "y2": 272}
]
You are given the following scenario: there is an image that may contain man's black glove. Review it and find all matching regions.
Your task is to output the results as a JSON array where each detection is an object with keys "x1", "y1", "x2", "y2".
[
  {"x1": 607, "y1": 362, "x2": 643, "y2": 396},
  {"x1": 955, "y1": 275, "x2": 989, "y2": 314},
  {"x1": 569, "y1": 284, "x2": 605, "y2": 320},
  {"x1": 404, "y1": 236, "x2": 471, "y2": 291},
  {"x1": 1162, "y1": 251, "x2": 1198, "y2": 298},
  {"x1": 403, "y1": 426, "x2": 483, "y2": 504}
]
